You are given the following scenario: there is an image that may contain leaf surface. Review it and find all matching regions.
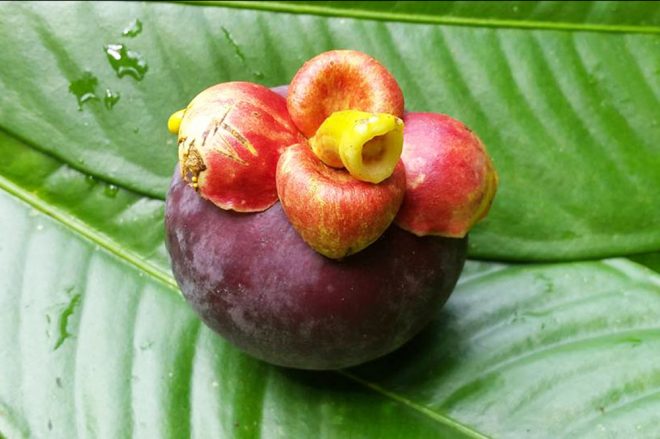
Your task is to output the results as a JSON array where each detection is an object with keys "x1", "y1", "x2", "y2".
[{"x1": 215, "y1": 1, "x2": 660, "y2": 30}]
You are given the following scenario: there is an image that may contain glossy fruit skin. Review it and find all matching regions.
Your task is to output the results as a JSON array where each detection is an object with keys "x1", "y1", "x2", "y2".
[
  {"x1": 288, "y1": 50, "x2": 404, "y2": 138},
  {"x1": 277, "y1": 143, "x2": 406, "y2": 259},
  {"x1": 165, "y1": 170, "x2": 467, "y2": 370},
  {"x1": 396, "y1": 112, "x2": 498, "y2": 238},
  {"x1": 178, "y1": 81, "x2": 304, "y2": 212}
]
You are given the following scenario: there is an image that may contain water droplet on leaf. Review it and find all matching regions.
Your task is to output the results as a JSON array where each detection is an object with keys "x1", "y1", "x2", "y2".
[
  {"x1": 69, "y1": 71, "x2": 99, "y2": 110},
  {"x1": 104, "y1": 89, "x2": 120, "y2": 109},
  {"x1": 53, "y1": 292, "x2": 82, "y2": 351},
  {"x1": 122, "y1": 19, "x2": 143, "y2": 37},
  {"x1": 104, "y1": 43, "x2": 148, "y2": 81},
  {"x1": 105, "y1": 184, "x2": 119, "y2": 197}
]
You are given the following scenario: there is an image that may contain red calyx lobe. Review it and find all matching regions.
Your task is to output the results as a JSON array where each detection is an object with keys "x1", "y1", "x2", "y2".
[
  {"x1": 287, "y1": 50, "x2": 404, "y2": 138},
  {"x1": 276, "y1": 143, "x2": 406, "y2": 259},
  {"x1": 396, "y1": 112, "x2": 498, "y2": 237},
  {"x1": 179, "y1": 81, "x2": 304, "y2": 212}
]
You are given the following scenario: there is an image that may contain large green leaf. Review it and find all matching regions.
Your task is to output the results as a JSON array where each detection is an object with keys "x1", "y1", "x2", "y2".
[
  {"x1": 221, "y1": 1, "x2": 660, "y2": 29},
  {"x1": 0, "y1": 1, "x2": 658, "y2": 260},
  {"x1": 0, "y1": 128, "x2": 170, "y2": 279},
  {"x1": 2, "y1": 186, "x2": 660, "y2": 438}
]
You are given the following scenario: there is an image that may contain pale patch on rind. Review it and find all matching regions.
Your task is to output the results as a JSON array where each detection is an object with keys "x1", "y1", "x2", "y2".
[{"x1": 410, "y1": 173, "x2": 426, "y2": 190}]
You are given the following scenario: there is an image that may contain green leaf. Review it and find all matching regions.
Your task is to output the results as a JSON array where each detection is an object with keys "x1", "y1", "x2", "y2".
[
  {"x1": 0, "y1": 128, "x2": 170, "y2": 279},
  {"x1": 628, "y1": 252, "x2": 660, "y2": 274},
  {"x1": 2, "y1": 187, "x2": 660, "y2": 437},
  {"x1": 351, "y1": 259, "x2": 660, "y2": 437},
  {"x1": 214, "y1": 1, "x2": 660, "y2": 31},
  {"x1": 0, "y1": 1, "x2": 658, "y2": 260}
]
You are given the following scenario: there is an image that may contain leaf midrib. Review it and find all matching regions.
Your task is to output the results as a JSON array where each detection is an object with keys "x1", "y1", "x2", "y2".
[
  {"x1": 340, "y1": 371, "x2": 490, "y2": 439},
  {"x1": 177, "y1": 1, "x2": 660, "y2": 35},
  {"x1": 0, "y1": 137, "x2": 488, "y2": 439}
]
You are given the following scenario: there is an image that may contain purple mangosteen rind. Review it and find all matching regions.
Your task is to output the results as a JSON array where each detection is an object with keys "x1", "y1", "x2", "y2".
[{"x1": 165, "y1": 170, "x2": 467, "y2": 370}]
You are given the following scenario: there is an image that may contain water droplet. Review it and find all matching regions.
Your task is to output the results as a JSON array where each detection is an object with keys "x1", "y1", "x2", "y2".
[
  {"x1": 212, "y1": 381, "x2": 218, "y2": 388},
  {"x1": 85, "y1": 175, "x2": 96, "y2": 186},
  {"x1": 253, "y1": 71, "x2": 264, "y2": 80},
  {"x1": 513, "y1": 5, "x2": 519, "y2": 12},
  {"x1": 78, "y1": 158, "x2": 85, "y2": 165},
  {"x1": 104, "y1": 43, "x2": 148, "y2": 80},
  {"x1": 168, "y1": 372, "x2": 173, "y2": 378},
  {"x1": 133, "y1": 127, "x2": 140, "y2": 134},
  {"x1": 36, "y1": 224, "x2": 44, "y2": 231},
  {"x1": 104, "y1": 184, "x2": 119, "y2": 197},
  {"x1": 53, "y1": 293, "x2": 82, "y2": 351},
  {"x1": 122, "y1": 19, "x2": 143, "y2": 37},
  {"x1": 68, "y1": 71, "x2": 99, "y2": 110},
  {"x1": 104, "y1": 89, "x2": 120, "y2": 109}
]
